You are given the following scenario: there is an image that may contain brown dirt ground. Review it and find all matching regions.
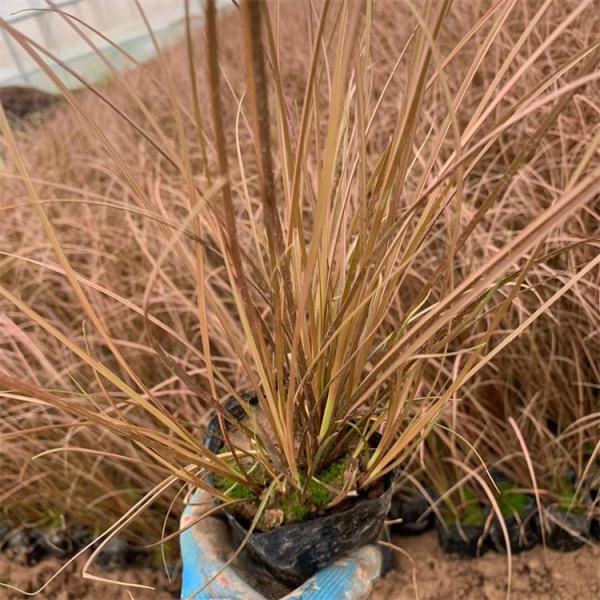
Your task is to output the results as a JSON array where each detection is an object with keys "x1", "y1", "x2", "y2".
[
  {"x1": 0, "y1": 536, "x2": 598, "y2": 599},
  {"x1": 0, "y1": 554, "x2": 178, "y2": 600},
  {"x1": 371, "y1": 532, "x2": 600, "y2": 600}
]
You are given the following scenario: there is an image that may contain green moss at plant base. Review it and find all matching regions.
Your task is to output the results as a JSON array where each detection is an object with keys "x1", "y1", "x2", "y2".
[
  {"x1": 443, "y1": 487, "x2": 486, "y2": 527},
  {"x1": 310, "y1": 454, "x2": 349, "y2": 504},
  {"x1": 462, "y1": 503, "x2": 485, "y2": 526},
  {"x1": 213, "y1": 453, "x2": 353, "y2": 528},
  {"x1": 213, "y1": 474, "x2": 254, "y2": 501},
  {"x1": 279, "y1": 491, "x2": 309, "y2": 522},
  {"x1": 557, "y1": 484, "x2": 587, "y2": 515},
  {"x1": 496, "y1": 482, "x2": 529, "y2": 517}
]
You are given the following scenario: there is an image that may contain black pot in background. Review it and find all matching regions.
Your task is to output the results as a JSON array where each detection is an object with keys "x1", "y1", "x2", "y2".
[
  {"x1": 3, "y1": 529, "x2": 48, "y2": 566},
  {"x1": 44, "y1": 525, "x2": 93, "y2": 559},
  {"x1": 590, "y1": 487, "x2": 600, "y2": 541},
  {"x1": 388, "y1": 489, "x2": 437, "y2": 536},
  {"x1": 377, "y1": 527, "x2": 396, "y2": 576},
  {"x1": 591, "y1": 518, "x2": 600, "y2": 541},
  {"x1": 0, "y1": 525, "x2": 10, "y2": 551},
  {"x1": 434, "y1": 511, "x2": 489, "y2": 559},
  {"x1": 489, "y1": 496, "x2": 539, "y2": 554},
  {"x1": 204, "y1": 395, "x2": 396, "y2": 587},
  {"x1": 97, "y1": 537, "x2": 152, "y2": 570},
  {"x1": 542, "y1": 505, "x2": 591, "y2": 552}
]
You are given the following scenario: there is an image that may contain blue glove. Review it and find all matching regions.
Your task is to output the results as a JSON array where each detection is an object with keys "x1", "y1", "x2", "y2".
[{"x1": 180, "y1": 491, "x2": 384, "y2": 600}]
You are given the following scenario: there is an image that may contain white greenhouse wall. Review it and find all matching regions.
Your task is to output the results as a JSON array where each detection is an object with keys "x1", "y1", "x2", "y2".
[{"x1": 0, "y1": 0, "x2": 225, "y2": 91}]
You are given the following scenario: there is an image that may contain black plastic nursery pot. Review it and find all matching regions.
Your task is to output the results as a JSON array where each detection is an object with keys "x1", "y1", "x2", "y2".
[
  {"x1": 590, "y1": 487, "x2": 600, "y2": 541},
  {"x1": 388, "y1": 489, "x2": 436, "y2": 536},
  {"x1": 225, "y1": 472, "x2": 396, "y2": 586},
  {"x1": 204, "y1": 396, "x2": 396, "y2": 587},
  {"x1": 591, "y1": 518, "x2": 600, "y2": 541},
  {"x1": 435, "y1": 518, "x2": 488, "y2": 559},
  {"x1": 44, "y1": 525, "x2": 93, "y2": 560},
  {"x1": 0, "y1": 524, "x2": 10, "y2": 550},
  {"x1": 2, "y1": 529, "x2": 49, "y2": 566},
  {"x1": 0, "y1": 523, "x2": 151, "y2": 569},
  {"x1": 542, "y1": 504, "x2": 591, "y2": 552},
  {"x1": 96, "y1": 537, "x2": 153, "y2": 570},
  {"x1": 489, "y1": 496, "x2": 539, "y2": 554},
  {"x1": 434, "y1": 504, "x2": 490, "y2": 559}
]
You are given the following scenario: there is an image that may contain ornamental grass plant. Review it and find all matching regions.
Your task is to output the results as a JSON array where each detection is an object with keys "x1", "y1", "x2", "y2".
[{"x1": 0, "y1": 0, "x2": 598, "y2": 593}]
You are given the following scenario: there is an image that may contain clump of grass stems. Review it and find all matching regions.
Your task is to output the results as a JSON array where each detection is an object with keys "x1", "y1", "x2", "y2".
[{"x1": 0, "y1": 0, "x2": 599, "y2": 592}]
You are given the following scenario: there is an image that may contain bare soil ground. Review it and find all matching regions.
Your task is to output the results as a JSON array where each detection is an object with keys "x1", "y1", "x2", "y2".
[
  {"x1": 0, "y1": 554, "x2": 178, "y2": 600},
  {"x1": 372, "y1": 532, "x2": 600, "y2": 600},
  {"x1": 1, "y1": 535, "x2": 598, "y2": 599}
]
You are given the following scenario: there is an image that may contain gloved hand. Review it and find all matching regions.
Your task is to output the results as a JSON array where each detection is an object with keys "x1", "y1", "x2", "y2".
[{"x1": 180, "y1": 490, "x2": 385, "y2": 600}]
